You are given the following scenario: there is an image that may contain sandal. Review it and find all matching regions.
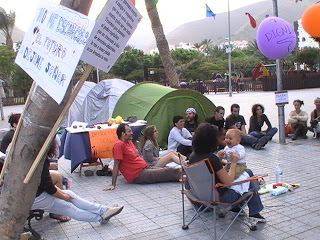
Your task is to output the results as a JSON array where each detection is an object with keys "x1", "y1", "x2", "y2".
[{"x1": 49, "y1": 213, "x2": 71, "y2": 222}]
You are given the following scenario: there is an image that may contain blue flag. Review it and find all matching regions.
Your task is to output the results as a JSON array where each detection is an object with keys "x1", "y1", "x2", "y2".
[{"x1": 206, "y1": 4, "x2": 216, "y2": 18}]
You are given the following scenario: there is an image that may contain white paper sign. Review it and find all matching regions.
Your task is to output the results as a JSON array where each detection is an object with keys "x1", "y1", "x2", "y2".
[
  {"x1": 80, "y1": 0, "x2": 142, "y2": 73},
  {"x1": 15, "y1": 2, "x2": 94, "y2": 104},
  {"x1": 275, "y1": 91, "x2": 289, "y2": 105}
]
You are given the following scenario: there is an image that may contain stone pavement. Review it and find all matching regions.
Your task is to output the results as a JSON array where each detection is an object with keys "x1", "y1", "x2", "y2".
[{"x1": 2, "y1": 88, "x2": 320, "y2": 239}]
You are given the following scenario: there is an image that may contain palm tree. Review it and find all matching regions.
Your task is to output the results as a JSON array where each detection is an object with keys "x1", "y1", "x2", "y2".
[
  {"x1": 201, "y1": 38, "x2": 213, "y2": 54},
  {"x1": 145, "y1": 0, "x2": 179, "y2": 87},
  {"x1": 0, "y1": 1, "x2": 93, "y2": 239},
  {"x1": 0, "y1": 8, "x2": 15, "y2": 48}
]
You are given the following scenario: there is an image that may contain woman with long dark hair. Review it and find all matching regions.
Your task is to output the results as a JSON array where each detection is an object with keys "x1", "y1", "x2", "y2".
[
  {"x1": 249, "y1": 104, "x2": 278, "y2": 141},
  {"x1": 189, "y1": 123, "x2": 265, "y2": 222},
  {"x1": 142, "y1": 125, "x2": 184, "y2": 167}
]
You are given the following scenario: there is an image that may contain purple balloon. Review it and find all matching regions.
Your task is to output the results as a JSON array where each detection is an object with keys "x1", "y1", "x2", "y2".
[{"x1": 256, "y1": 17, "x2": 296, "y2": 59}]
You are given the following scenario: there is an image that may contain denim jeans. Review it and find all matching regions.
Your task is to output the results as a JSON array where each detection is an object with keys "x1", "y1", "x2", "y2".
[
  {"x1": 31, "y1": 190, "x2": 106, "y2": 223},
  {"x1": 219, "y1": 169, "x2": 263, "y2": 215},
  {"x1": 249, "y1": 127, "x2": 278, "y2": 141},
  {"x1": 241, "y1": 134, "x2": 259, "y2": 147}
]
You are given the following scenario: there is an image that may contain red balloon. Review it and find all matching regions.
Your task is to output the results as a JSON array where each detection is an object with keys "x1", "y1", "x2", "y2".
[{"x1": 301, "y1": 3, "x2": 320, "y2": 37}]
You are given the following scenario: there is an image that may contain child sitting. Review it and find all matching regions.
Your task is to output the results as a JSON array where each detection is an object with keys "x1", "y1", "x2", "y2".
[{"x1": 217, "y1": 129, "x2": 247, "y2": 179}]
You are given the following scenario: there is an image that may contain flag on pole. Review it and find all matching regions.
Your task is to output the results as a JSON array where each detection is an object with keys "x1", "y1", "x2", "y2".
[
  {"x1": 206, "y1": 4, "x2": 216, "y2": 18},
  {"x1": 245, "y1": 12, "x2": 256, "y2": 28}
]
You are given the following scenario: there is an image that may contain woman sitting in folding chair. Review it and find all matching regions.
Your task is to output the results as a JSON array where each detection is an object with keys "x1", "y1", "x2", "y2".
[{"x1": 188, "y1": 122, "x2": 265, "y2": 222}]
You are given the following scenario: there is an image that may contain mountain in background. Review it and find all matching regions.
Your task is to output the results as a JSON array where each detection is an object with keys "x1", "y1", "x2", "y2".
[{"x1": 145, "y1": 0, "x2": 317, "y2": 52}]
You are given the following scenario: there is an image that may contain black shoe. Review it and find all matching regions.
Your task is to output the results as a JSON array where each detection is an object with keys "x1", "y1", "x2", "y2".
[
  {"x1": 249, "y1": 213, "x2": 266, "y2": 223},
  {"x1": 254, "y1": 136, "x2": 268, "y2": 150},
  {"x1": 96, "y1": 165, "x2": 110, "y2": 176},
  {"x1": 291, "y1": 134, "x2": 297, "y2": 140}
]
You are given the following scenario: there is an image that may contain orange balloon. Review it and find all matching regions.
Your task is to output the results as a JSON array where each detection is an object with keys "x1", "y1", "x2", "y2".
[{"x1": 301, "y1": 3, "x2": 320, "y2": 37}]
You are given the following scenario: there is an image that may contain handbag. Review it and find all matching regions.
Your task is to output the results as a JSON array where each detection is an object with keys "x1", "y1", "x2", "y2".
[{"x1": 284, "y1": 124, "x2": 291, "y2": 137}]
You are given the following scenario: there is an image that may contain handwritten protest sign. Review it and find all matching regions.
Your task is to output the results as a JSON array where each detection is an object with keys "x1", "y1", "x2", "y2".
[
  {"x1": 275, "y1": 91, "x2": 289, "y2": 105},
  {"x1": 15, "y1": 2, "x2": 94, "y2": 104},
  {"x1": 81, "y1": 0, "x2": 142, "y2": 73},
  {"x1": 88, "y1": 128, "x2": 118, "y2": 158}
]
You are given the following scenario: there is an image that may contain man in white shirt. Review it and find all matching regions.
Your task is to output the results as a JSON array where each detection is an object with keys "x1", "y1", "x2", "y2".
[{"x1": 167, "y1": 115, "x2": 192, "y2": 158}]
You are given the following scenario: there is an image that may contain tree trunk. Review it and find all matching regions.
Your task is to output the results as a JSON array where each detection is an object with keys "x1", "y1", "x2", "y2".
[
  {"x1": 145, "y1": 0, "x2": 179, "y2": 87},
  {"x1": 0, "y1": 1, "x2": 92, "y2": 239}
]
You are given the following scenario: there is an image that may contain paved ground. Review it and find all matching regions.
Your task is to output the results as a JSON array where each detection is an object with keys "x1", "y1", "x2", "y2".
[{"x1": 3, "y1": 88, "x2": 320, "y2": 239}]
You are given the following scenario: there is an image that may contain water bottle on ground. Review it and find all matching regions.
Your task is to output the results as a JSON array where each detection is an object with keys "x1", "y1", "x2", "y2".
[{"x1": 275, "y1": 163, "x2": 283, "y2": 183}]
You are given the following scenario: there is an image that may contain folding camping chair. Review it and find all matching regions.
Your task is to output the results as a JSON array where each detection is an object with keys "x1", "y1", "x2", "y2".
[{"x1": 181, "y1": 158, "x2": 265, "y2": 240}]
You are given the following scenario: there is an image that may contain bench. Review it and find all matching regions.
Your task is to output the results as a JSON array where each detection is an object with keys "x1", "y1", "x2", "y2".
[{"x1": 23, "y1": 209, "x2": 44, "y2": 240}]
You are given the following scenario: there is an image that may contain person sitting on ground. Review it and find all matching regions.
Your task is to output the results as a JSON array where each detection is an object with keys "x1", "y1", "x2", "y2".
[
  {"x1": 188, "y1": 123, "x2": 265, "y2": 222},
  {"x1": 217, "y1": 129, "x2": 247, "y2": 179},
  {"x1": 0, "y1": 113, "x2": 21, "y2": 154},
  {"x1": 249, "y1": 104, "x2": 278, "y2": 143},
  {"x1": 3, "y1": 123, "x2": 72, "y2": 222},
  {"x1": 205, "y1": 106, "x2": 225, "y2": 130},
  {"x1": 167, "y1": 115, "x2": 192, "y2": 158},
  {"x1": 288, "y1": 99, "x2": 308, "y2": 140},
  {"x1": 309, "y1": 97, "x2": 320, "y2": 136},
  {"x1": 205, "y1": 106, "x2": 226, "y2": 150},
  {"x1": 226, "y1": 104, "x2": 270, "y2": 150},
  {"x1": 142, "y1": 125, "x2": 185, "y2": 167},
  {"x1": 225, "y1": 104, "x2": 246, "y2": 133},
  {"x1": 184, "y1": 108, "x2": 199, "y2": 135},
  {"x1": 32, "y1": 140, "x2": 124, "y2": 224},
  {"x1": 103, "y1": 124, "x2": 181, "y2": 190}
]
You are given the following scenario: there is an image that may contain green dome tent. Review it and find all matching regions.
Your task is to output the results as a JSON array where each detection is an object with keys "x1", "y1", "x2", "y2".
[{"x1": 113, "y1": 82, "x2": 216, "y2": 148}]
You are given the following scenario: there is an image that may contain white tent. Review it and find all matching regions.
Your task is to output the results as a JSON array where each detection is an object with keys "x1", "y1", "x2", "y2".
[
  {"x1": 60, "y1": 81, "x2": 96, "y2": 128},
  {"x1": 81, "y1": 79, "x2": 134, "y2": 125}
]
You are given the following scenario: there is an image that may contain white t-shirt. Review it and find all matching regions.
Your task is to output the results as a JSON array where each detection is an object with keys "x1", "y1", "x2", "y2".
[
  {"x1": 167, "y1": 127, "x2": 192, "y2": 151},
  {"x1": 222, "y1": 144, "x2": 246, "y2": 164}
]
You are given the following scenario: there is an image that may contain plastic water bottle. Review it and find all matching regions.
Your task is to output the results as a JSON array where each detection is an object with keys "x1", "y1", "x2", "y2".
[{"x1": 275, "y1": 163, "x2": 283, "y2": 183}]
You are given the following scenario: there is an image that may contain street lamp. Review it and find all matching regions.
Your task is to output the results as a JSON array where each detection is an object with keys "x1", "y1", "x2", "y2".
[
  {"x1": 227, "y1": 0, "x2": 232, "y2": 97},
  {"x1": 272, "y1": 0, "x2": 286, "y2": 144}
]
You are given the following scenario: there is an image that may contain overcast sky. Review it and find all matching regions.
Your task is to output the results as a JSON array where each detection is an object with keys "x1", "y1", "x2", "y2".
[{"x1": 0, "y1": 0, "x2": 267, "y2": 49}]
